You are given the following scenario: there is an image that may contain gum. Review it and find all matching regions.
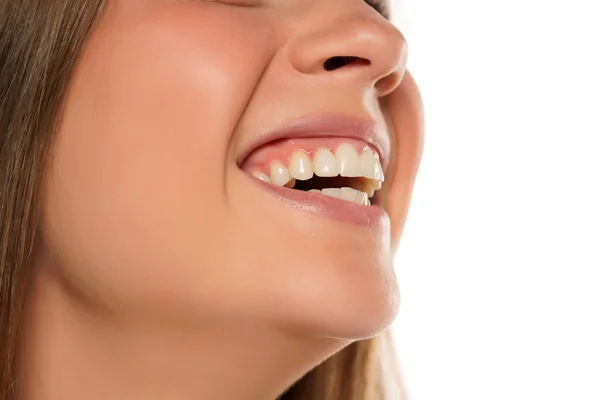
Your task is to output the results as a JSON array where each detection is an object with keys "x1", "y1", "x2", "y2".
[{"x1": 240, "y1": 137, "x2": 378, "y2": 175}]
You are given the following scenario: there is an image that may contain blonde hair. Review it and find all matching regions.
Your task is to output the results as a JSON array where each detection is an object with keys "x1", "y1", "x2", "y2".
[{"x1": 0, "y1": 1, "x2": 404, "y2": 398}]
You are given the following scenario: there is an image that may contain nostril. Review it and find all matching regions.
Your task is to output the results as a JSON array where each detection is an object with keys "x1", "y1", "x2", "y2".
[{"x1": 323, "y1": 56, "x2": 370, "y2": 71}]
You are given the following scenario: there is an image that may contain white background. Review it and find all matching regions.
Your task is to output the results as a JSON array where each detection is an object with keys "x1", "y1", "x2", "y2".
[{"x1": 389, "y1": 0, "x2": 600, "y2": 399}]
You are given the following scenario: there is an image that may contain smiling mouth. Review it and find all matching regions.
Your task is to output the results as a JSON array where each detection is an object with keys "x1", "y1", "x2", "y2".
[{"x1": 241, "y1": 139, "x2": 384, "y2": 207}]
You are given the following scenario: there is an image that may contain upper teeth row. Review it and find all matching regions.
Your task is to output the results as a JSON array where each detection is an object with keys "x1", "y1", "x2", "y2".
[{"x1": 252, "y1": 144, "x2": 384, "y2": 187}]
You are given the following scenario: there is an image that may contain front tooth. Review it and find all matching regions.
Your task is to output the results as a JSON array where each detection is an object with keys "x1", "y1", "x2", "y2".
[
  {"x1": 251, "y1": 171, "x2": 271, "y2": 183},
  {"x1": 321, "y1": 188, "x2": 341, "y2": 199},
  {"x1": 360, "y1": 149, "x2": 383, "y2": 181},
  {"x1": 289, "y1": 150, "x2": 314, "y2": 180},
  {"x1": 340, "y1": 187, "x2": 359, "y2": 203},
  {"x1": 340, "y1": 187, "x2": 370, "y2": 205},
  {"x1": 335, "y1": 144, "x2": 363, "y2": 177},
  {"x1": 270, "y1": 161, "x2": 292, "y2": 186},
  {"x1": 313, "y1": 149, "x2": 339, "y2": 177}
]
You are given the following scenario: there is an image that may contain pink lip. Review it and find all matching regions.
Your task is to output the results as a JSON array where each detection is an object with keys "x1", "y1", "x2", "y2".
[
  {"x1": 237, "y1": 113, "x2": 391, "y2": 171},
  {"x1": 246, "y1": 172, "x2": 390, "y2": 229}
]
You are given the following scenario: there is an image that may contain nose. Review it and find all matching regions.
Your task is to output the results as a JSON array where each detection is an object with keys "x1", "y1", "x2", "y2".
[{"x1": 284, "y1": 1, "x2": 408, "y2": 97}]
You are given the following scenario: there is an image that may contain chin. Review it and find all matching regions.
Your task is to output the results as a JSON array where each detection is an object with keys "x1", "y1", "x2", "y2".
[{"x1": 261, "y1": 248, "x2": 401, "y2": 341}]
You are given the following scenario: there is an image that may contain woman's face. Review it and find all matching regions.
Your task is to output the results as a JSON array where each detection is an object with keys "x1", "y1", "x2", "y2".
[{"x1": 41, "y1": 0, "x2": 420, "y2": 338}]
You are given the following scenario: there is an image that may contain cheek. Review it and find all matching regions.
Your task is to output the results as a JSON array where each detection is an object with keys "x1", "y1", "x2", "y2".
[{"x1": 41, "y1": 5, "x2": 273, "y2": 312}]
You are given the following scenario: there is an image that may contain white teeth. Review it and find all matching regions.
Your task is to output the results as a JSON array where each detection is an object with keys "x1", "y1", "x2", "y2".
[
  {"x1": 313, "y1": 148, "x2": 339, "y2": 177},
  {"x1": 335, "y1": 144, "x2": 363, "y2": 177},
  {"x1": 344, "y1": 187, "x2": 368, "y2": 205},
  {"x1": 357, "y1": 191, "x2": 369, "y2": 205},
  {"x1": 269, "y1": 161, "x2": 292, "y2": 186},
  {"x1": 288, "y1": 150, "x2": 314, "y2": 181},
  {"x1": 253, "y1": 143, "x2": 384, "y2": 200},
  {"x1": 359, "y1": 149, "x2": 383, "y2": 181},
  {"x1": 340, "y1": 187, "x2": 355, "y2": 201},
  {"x1": 251, "y1": 171, "x2": 271, "y2": 183},
  {"x1": 321, "y1": 188, "x2": 341, "y2": 199},
  {"x1": 310, "y1": 187, "x2": 370, "y2": 206}
]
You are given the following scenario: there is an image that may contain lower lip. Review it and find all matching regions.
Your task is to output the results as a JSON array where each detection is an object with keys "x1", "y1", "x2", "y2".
[{"x1": 245, "y1": 173, "x2": 390, "y2": 229}]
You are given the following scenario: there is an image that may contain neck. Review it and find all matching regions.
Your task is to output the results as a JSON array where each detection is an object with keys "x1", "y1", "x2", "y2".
[{"x1": 19, "y1": 269, "x2": 349, "y2": 400}]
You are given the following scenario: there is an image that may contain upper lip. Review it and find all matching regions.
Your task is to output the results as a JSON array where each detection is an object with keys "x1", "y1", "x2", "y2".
[{"x1": 237, "y1": 113, "x2": 391, "y2": 170}]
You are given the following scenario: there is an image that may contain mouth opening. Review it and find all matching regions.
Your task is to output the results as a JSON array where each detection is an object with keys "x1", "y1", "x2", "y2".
[
  {"x1": 280, "y1": 175, "x2": 381, "y2": 206},
  {"x1": 292, "y1": 176, "x2": 358, "y2": 192}
]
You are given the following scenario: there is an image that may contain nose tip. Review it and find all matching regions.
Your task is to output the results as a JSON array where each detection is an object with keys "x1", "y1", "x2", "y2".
[{"x1": 285, "y1": 14, "x2": 408, "y2": 96}]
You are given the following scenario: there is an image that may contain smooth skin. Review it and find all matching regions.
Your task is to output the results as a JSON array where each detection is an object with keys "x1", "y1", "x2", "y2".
[{"x1": 20, "y1": 0, "x2": 424, "y2": 399}]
